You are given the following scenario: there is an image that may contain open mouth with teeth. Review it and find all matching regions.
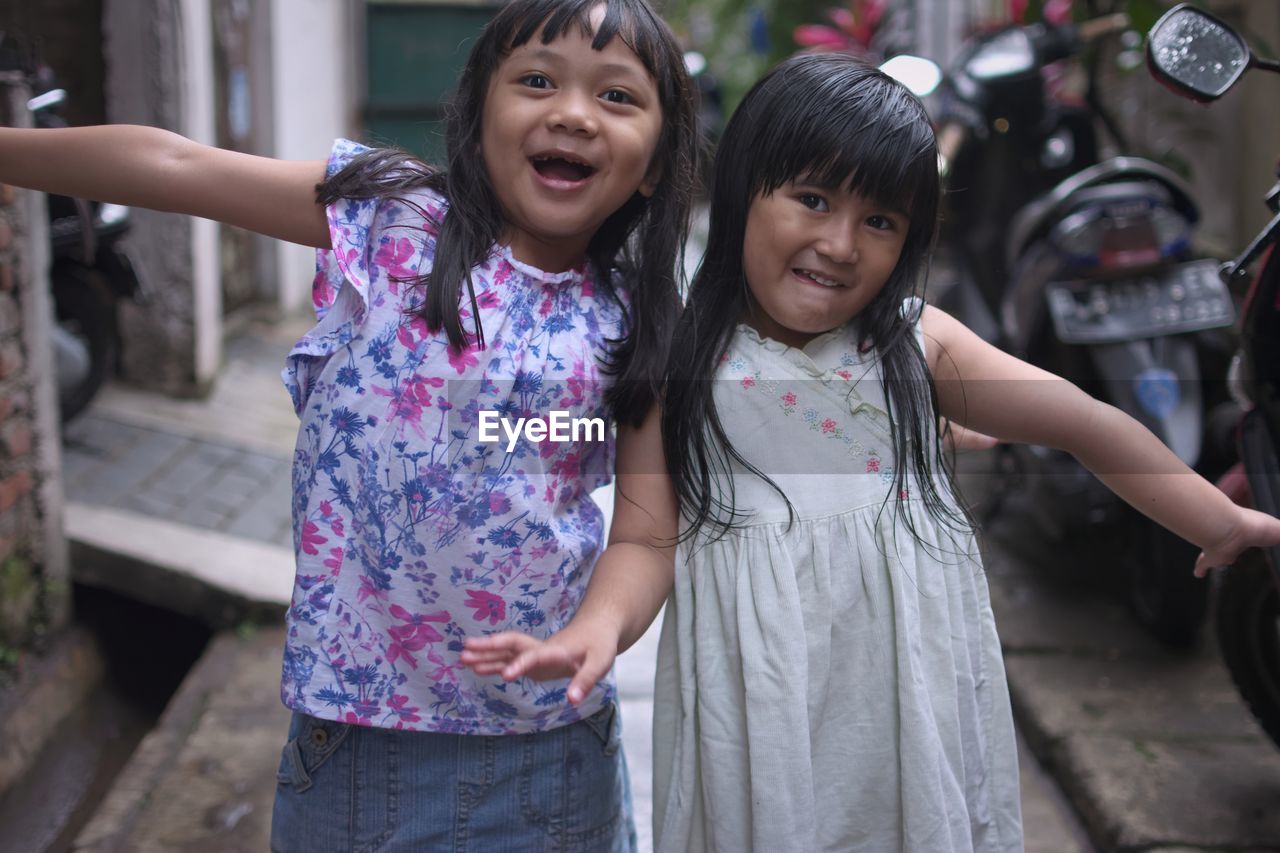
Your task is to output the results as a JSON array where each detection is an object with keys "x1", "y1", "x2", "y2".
[
  {"x1": 531, "y1": 155, "x2": 597, "y2": 183},
  {"x1": 795, "y1": 269, "x2": 843, "y2": 288}
]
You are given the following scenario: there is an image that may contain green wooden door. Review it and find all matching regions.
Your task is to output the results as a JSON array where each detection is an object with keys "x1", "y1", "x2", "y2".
[{"x1": 364, "y1": 1, "x2": 499, "y2": 165}]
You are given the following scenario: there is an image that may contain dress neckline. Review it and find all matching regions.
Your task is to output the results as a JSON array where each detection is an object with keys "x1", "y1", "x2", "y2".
[{"x1": 496, "y1": 243, "x2": 590, "y2": 286}]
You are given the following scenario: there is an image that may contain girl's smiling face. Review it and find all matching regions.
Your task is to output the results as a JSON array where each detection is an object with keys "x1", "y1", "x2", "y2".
[
  {"x1": 481, "y1": 6, "x2": 663, "y2": 272},
  {"x1": 741, "y1": 180, "x2": 909, "y2": 349}
]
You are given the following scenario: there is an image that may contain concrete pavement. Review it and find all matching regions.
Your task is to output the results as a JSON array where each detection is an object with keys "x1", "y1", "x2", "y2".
[{"x1": 40, "y1": 309, "x2": 1280, "y2": 851}]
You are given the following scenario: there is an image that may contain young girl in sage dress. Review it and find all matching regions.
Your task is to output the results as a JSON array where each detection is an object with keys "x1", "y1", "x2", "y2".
[
  {"x1": 461, "y1": 53, "x2": 1280, "y2": 852},
  {"x1": 0, "y1": 0, "x2": 700, "y2": 848}
]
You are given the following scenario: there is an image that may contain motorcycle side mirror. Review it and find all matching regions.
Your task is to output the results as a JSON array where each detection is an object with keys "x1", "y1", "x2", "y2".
[
  {"x1": 879, "y1": 55, "x2": 942, "y2": 98},
  {"x1": 1146, "y1": 4, "x2": 1249, "y2": 102}
]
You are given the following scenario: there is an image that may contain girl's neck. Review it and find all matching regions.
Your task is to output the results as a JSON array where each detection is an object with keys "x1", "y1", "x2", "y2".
[{"x1": 501, "y1": 227, "x2": 589, "y2": 274}]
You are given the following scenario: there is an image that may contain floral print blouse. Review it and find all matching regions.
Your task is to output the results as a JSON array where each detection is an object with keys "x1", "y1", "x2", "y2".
[{"x1": 280, "y1": 140, "x2": 626, "y2": 734}]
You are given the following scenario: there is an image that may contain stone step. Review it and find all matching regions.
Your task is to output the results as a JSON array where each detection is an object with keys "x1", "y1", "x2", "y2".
[{"x1": 73, "y1": 626, "x2": 289, "y2": 852}]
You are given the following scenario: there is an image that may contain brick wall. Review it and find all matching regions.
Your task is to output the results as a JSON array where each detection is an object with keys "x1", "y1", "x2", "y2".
[{"x1": 0, "y1": 73, "x2": 68, "y2": 660}]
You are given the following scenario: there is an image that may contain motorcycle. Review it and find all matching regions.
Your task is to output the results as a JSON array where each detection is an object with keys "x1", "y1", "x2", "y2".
[
  {"x1": 1146, "y1": 3, "x2": 1280, "y2": 747},
  {"x1": 25, "y1": 78, "x2": 142, "y2": 422},
  {"x1": 934, "y1": 9, "x2": 1237, "y2": 648}
]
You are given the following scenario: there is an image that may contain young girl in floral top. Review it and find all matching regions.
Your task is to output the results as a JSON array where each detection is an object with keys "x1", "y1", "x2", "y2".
[
  {"x1": 461, "y1": 53, "x2": 1280, "y2": 852},
  {"x1": 0, "y1": 0, "x2": 696, "y2": 848}
]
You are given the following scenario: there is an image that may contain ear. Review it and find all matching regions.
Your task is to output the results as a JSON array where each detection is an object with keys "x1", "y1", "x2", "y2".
[{"x1": 638, "y1": 161, "x2": 662, "y2": 198}]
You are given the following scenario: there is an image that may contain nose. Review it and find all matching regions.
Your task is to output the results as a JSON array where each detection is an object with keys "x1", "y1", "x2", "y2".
[
  {"x1": 547, "y1": 89, "x2": 599, "y2": 137},
  {"x1": 815, "y1": 218, "x2": 859, "y2": 265}
]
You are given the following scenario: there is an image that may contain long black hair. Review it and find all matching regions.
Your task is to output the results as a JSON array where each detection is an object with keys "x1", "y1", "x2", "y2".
[
  {"x1": 664, "y1": 53, "x2": 966, "y2": 542},
  {"x1": 318, "y1": 0, "x2": 698, "y2": 427}
]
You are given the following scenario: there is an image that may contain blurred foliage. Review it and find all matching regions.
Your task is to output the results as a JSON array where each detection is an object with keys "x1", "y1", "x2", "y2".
[
  {"x1": 659, "y1": 0, "x2": 1231, "y2": 114},
  {"x1": 661, "y1": 0, "x2": 828, "y2": 111}
]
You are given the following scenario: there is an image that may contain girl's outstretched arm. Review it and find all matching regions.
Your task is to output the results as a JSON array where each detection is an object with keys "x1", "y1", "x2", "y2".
[
  {"x1": 0, "y1": 126, "x2": 329, "y2": 247},
  {"x1": 923, "y1": 304, "x2": 1280, "y2": 576},
  {"x1": 460, "y1": 404, "x2": 677, "y2": 703}
]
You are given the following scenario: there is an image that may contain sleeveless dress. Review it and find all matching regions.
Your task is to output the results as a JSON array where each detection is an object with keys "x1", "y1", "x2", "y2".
[{"x1": 652, "y1": 303, "x2": 1024, "y2": 852}]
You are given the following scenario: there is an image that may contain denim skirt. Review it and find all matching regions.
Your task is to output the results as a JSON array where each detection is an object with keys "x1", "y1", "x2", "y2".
[{"x1": 270, "y1": 702, "x2": 636, "y2": 852}]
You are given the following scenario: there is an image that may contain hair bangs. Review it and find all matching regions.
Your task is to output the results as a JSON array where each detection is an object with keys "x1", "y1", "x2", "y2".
[
  {"x1": 752, "y1": 72, "x2": 938, "y2": 227},
  {"x1": 491, "y1": 0, "x2": 670, "y2": 90}
]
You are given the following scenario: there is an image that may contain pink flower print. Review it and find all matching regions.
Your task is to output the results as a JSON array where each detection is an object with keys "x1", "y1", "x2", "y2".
[
  {"x1": 323, "y1": 547, "x2": 344, "y2": 574},
  {"x1": 560, "y1": 360, "x2": 590, "y2": 408},
  {"x1": 312, "y1": 271, "x2": 335, "y2": 312},
  {"x1": 387, "y1": 693, "x2": 422, "y2": 723},
  {"x1": 396, "y1": 315, "x2": 431, "y2": 351},
  {"x1": 821, "y1": 418, "x2": 837, "y2": 434},
  {"x1": 464, "y1": 589, "x2": 507, "y2": 625},
  {"x1": 781, "y1": 391, "x2": 797, "y2": 407},
  {"x1": 373, "y1": 235, "x2": 418, "y2": 284},
  {"x1": 550, "y1": 451, "x2": 582, "y2": 480},
  {"x1": 343, "y1": 710, "x2": 373, "y2": 726},
  {"x1": 476, "y1": 289, "x2": 500, "y2": 309},
  {"x1": 539, "y1": 296, "x2": 555, "y2": 317},
  {"x1": 899, "y1": 487, "x2": 910, "y2": 501},
  {"x1": 357, "y1": 574, "x2": 388, "y2": 604},
  {"x1": 835, "y1": 369, "x2": 853, "y2": 380},
  {"x1": 300, "y1": 521, "x2": 327, "y2": 556},
  {"x1": 741, "y1": 377, "x2": 756, "y2": 389},
  {"x1": 386, "y1": 604, "x2": 448, "y2": 669},
  {"x1": 866, "y1": 457, "x2": 881, "y2": 473},
  {"x1": 448, "y1": 343, "x2": 480, "y2": 375}
]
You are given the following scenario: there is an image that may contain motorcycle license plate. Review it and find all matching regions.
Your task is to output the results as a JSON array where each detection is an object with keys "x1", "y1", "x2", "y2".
[{"x1": 1044, "y1": 260, "x2": 1233, "y2": 345}]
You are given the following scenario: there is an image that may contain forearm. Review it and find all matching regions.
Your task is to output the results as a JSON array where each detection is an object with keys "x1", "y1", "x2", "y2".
[
  {"x1": 567, "y1": 541, "x2": 674, "y2": 656},
  {"x1": 0, "y1": 125, "x2": 190, "y2": 209},
  {"x1": 1071, "y1": 400, "x2": 1239, "y2": 551},
  {"x1": 0, "y1": 125, "x2": 329, "y2": 246}
]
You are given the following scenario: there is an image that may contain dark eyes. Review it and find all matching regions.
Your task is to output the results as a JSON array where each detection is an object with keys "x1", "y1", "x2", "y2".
[
  {"x1": 518, "y1": 75, "x2": 634, "y2": 105},
  {"x1": 798, "y1": 193, "x2": 827, "y2": 212},
  {"x1": 797, "y1": 193, "x2": 898, "y2": 230}
]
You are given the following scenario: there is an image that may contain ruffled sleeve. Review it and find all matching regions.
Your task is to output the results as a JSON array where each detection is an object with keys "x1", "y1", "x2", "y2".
[{"x1": 282, "y1": 138, "x2": 442, "y2": 415}]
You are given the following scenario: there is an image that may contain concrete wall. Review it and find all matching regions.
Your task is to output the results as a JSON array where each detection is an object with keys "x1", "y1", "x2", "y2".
[
  {"x1": 103, "y1": 0, "x2": 220, "y2": 395},
  {"x1": 0, "y1": 75, "x2": 69, "y2": 650},
  {"x1": 269, "y1": 0, "x2": 357, "y2": 313}
]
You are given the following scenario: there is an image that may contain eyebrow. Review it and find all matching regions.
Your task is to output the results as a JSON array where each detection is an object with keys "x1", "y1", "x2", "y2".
[{"x1": 523, "y1": 48, "x2": 649, "y2": 82}]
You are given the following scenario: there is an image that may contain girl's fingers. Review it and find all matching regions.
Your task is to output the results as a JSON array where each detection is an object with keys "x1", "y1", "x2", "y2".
[
  {"x1": 502, "y1": 645, "x2": 578, "y2": 682},
  {"x1": 1193, "y1": 551, "x2": 1212, "y2": 579},
  {"x1": 463, "y1": 632, "x2": 533, "y2": 652},
  {"x1": 566, "y1": 651, "x2": 612, "y2": 705},
  {"x1": 466, "y1": 661, "x2": 511, "y2": 675}
]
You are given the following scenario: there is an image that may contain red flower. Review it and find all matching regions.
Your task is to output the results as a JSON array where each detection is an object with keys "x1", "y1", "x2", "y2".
[
  {"x1": 448, "y1": 343, "x2": 480, "y2": 375},
  {"x1": 866, "y1": 457, "x2": 880, "y2": 473},
  {"x1": 782, "y1": 392, "x2": 798, "y2": 407},
  {"x1": 386, "y1": 604, "x2": 449, "y2": 669},
  {"x1": 387, "y1": 693, "x2": 422, "y2": 723},
  {"x1": 300, "y1": 520, "x2": 327, "y2": 556},
  {"x1": 821, "y1": 418, "x2": 837, "y2": 434},
  {"x1": 464, "y1": 589, "x2": 507, "y2": 625}
]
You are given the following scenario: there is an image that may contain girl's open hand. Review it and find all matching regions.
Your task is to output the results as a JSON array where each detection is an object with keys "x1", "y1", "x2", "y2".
[
  {"x1": 460, "y1": 624, "x2": 619, "y2": 705},
  {"x1": 1194, "y1": 506, "x2": 1280, "y2": 578}
]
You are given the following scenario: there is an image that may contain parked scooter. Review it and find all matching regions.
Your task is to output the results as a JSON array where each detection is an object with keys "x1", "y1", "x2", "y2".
[
  {"x1": 934, "y1": 10, "x2": 1237, "y2": 647},
  {"x1": 1147, "y1": 3, "x2": 1280, "y2": 747},
  {"x1": 24, "y1": 75, "x2": 142, "y2": 422}
]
